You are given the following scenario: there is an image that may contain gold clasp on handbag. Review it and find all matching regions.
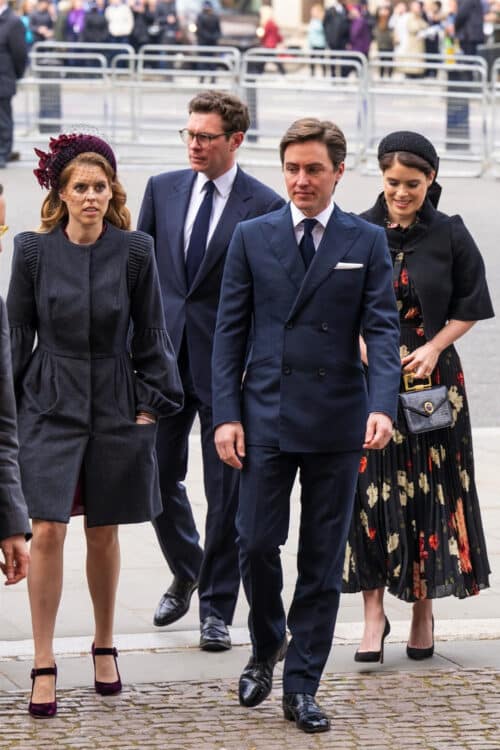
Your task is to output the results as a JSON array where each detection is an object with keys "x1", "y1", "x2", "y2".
[{"x1": 402, "y1": 373, "x2": 433, "y2": 392}]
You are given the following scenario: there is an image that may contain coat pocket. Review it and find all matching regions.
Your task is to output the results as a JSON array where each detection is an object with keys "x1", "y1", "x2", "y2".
[
  {"x1": 22, "y1": 352, "x2": 60, "y2": 415},
  {"x1": 114, "y1": 355, "x2": 137, "y2": 422}
]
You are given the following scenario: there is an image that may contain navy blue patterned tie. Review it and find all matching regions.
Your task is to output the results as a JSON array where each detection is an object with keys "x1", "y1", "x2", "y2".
[
  {"x1": 186, "y1": 180, "x2": 215, "y2": 287},
  {"x1": 299, "y1": 218, "x2": 317, "y2": 269}
]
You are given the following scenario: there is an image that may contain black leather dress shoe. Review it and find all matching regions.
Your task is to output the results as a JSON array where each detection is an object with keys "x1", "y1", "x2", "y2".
[
  {"x1": 153, "y1": 577, "x2": 198, "y2": 627},
  {"x1": 283, "y1": 693, "x2": 330, "y2": 733},
  {"x1": 199, "y1": 616, "x2": 231, "y2": 651},
  {"x1": 238, "y1": 637, "x2": 287, "y2": 708}
]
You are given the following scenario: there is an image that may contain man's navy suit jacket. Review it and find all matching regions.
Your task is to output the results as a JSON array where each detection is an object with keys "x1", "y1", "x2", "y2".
[
  {"x1": 137, "y1": 167, "x2": 284, "y2": 405},
  {"x1": 212, "y1": 203, "x2": 401, "y2": 453}
]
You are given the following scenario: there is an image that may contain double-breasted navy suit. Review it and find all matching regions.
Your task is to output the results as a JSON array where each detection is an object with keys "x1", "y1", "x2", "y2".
[
  {"x1": 138, "y1": 166, "x2": 284, "y2": 622},
  {"x1": 212, "y1": 203, "x2": 401, "y2": 693}
]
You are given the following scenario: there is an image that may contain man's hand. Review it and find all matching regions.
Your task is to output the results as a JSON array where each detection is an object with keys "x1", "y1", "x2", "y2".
[
  {"x1": 363, "y1": 412, "x2": 393, "y2": 451},
  {"x1": 214, "y1": 422, "x2": 246, "y2": 470},
  {"x1": 0, "y1": 535, "x2": 30, "y2": 585}
]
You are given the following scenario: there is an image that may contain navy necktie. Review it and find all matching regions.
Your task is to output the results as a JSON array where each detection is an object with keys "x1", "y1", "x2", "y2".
[
  {"x1": 299, "y1": 218, "x2": 317, "y2": 269},
  {"x1": 186, "y1": 180, "x2": 215, "y2": 287}
]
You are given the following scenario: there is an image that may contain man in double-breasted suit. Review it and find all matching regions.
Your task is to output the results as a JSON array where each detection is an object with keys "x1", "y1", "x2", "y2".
[
  {"x1": 137, "y1": 91, "x2": 284, "y2": 650},
  {"x1": 212, "y1": 118, "x2": 401, "y2": 732}
]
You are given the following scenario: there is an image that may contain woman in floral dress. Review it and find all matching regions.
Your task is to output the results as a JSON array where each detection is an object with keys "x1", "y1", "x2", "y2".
[{"x1": 343, "y1": 131, "x2": 494, "y2": 662}]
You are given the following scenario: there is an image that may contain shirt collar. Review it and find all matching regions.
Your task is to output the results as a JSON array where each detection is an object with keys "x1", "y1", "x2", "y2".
[
  {"x1": 290, "y1": 198, "x2": 335, "y2": 230},
  {"x1": 196, "y1": 163, "x2": 238, "y2": 199}
]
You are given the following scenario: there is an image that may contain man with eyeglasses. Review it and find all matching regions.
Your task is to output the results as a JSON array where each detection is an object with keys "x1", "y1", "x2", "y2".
[{"x1": 138, "y1": 90, "x2": 284, "y2": 651}]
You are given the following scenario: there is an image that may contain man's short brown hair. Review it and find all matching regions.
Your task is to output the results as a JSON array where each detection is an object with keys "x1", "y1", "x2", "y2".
[
  {"x1": 279, "y1": 118, "x2": 347, "y2": 169},
  {"x1": 188, "y1": 90, "x2": 250, "y2": 134}
]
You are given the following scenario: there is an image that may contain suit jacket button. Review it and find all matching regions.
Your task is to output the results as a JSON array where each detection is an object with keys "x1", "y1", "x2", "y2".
[
  {"x1": 283, "y1": 366, "x2": 291, "y2": 375},
  {"x1": 318, "y1": 368, "x2": 326, "y2": 377},
  {"x1": 285, "y1": 322, "x2": 293, "y2": 330},
  {"x1": 321, "y1": 322, "x2": 329, "y2": 331}
]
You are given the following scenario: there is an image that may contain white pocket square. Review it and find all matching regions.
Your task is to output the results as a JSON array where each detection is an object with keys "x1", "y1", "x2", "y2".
[{"x1": 334, "y1": 262, "x2": 364, "y2": 270}]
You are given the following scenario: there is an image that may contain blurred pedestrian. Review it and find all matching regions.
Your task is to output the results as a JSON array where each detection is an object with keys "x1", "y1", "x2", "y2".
[
  {"x1": 454, "y1": 0, "x2": 485, "y2": 54},
  {"x1": 7, "y1": 132, "x2": 183, "y2": 718},
  {"x1": 0, "y1": 0, "x2": 28, "y2": 169},
  {"x1": 80, "y1": 1, "x2": 109, "y2": 45},
  {"x1": 399, "y1": 0, "x2": 429, "y2": 78},
  {"x1": 323, "y1": 0, "x2": 351, "y2": 76},
  {"x1": 307, "y1": 2, "x2": 327, "y2": 75},
  {"x1": 348, "y1": 3, "x2": 372, "y2": 57},
  {"x1": 344, "y1": 131, "x2": 494, "y2": 666},
  {"x1": 105, "y1": 0, "x2": 134, "y2": 45},
  {"x1": 29, "y1": 0, "x2": 55, "y2": 43},
  {"x1": 373, "y1": 4, "x2": 395, "y2": 77},
  {"x1": 257, "y1": 6, "x2": 286, "y2": 74},
  {"x1": 196, "y1": 0, "x2": 221, "y2": 81},
  {"x1": 65, "y1": 0, "x2": 86, "y2": 42}
]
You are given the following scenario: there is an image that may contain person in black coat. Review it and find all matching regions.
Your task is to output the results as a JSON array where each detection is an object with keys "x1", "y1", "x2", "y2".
[
  {"x1": 454, "y1": 0, "x2": 485, "y2": 55},
  {"x1": 7, "y1": 133, "x2": 183, "y2": 717},
  {"x1": 196, "y1": 1, "x2": 221, "y2": 78},
  {"x1": 0, "y1": 0, "x2": 28, "y2": 168},
  {"x1": 323, "y1": 0, "x2": 351, "y2": 76},
  {"x1": 0, "y1": 295, "x2": 30, "y2": 586},
  {"x1": 343, "y1": 131, "x2": 494, "y2": 666},
  {"x1": 80, "y1": 2, "x2": 109, "y2": 45}
]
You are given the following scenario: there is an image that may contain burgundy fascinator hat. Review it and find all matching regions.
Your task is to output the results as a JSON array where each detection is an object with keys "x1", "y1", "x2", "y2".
[{"x1": 34, "y1": 133, "x2": 117, "y2": 190}]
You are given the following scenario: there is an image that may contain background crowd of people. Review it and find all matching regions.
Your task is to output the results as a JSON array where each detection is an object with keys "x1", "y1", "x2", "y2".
[{"x1": 9, "y1": 0, "x2": 500, "y2": 61}]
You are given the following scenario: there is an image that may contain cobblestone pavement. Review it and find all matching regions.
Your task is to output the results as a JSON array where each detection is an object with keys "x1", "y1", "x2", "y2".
[{"x1": 1, "y1": 668, "x2": 499, "y2": 750}]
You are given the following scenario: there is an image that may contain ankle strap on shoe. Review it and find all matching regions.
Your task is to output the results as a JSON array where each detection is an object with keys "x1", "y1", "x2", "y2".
[
  {"x1": 31, "y1": 666, "x2": 57, "y2": 679},
  {"x1": 93, "y1": 646, "x2": 118, "y2": 657}
]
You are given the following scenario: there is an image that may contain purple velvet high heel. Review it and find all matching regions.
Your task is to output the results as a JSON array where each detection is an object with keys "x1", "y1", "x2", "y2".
[
  {"x1": 91, "y1": 643, "x2": 122, "y2": 696},
  {"x1": 29, "y1": 665, "x2": 57, "y2": 718}
]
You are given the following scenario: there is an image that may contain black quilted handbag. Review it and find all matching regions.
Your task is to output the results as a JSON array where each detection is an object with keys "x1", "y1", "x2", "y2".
[{"x1": 399, "y1": 375, "x2": 453, "y2": 434}]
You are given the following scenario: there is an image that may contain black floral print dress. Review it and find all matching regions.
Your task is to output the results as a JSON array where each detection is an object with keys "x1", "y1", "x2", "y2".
[{"x1": 343, "y1": 203, "x2": 491, "y2": 602}]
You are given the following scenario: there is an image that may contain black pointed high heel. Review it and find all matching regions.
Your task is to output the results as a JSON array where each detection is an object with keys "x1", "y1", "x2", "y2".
[
  {"x1": 407, "y1": 616, "x2": 434, "y2": 660},
  {"x1": 354, "y1": 617, "x2": 391, "y2": 664}
]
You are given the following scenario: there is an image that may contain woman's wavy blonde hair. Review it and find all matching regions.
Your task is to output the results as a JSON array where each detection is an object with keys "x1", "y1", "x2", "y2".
[{"x1": 38, "y1": 152, "x2": 131, "y2": 232}]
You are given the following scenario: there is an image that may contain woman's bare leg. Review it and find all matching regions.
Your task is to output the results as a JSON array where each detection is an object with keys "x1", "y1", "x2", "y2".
[
  {"x1": 28, "y1": 520, "x2": 67, "y2": 702},
  {"x1": 357, "y1": 587, "x2": 387, "y2": 652},
  {"x1": 408, "y1": 598, "x2": 433, "y2": 648},
  {"x1": 85, "y1": 523, "x2": 120, "y2": 682}
]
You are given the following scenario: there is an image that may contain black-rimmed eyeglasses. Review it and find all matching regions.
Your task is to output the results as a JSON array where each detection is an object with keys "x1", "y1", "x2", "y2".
[{"x1": 179, "y1": 128, "x2": 234, "y2": 147}]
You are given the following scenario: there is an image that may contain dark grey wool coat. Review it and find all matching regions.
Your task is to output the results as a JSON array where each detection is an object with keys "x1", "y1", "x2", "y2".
[{"x1": 6, "y1": 223, "x2": 184, "y2": 527}]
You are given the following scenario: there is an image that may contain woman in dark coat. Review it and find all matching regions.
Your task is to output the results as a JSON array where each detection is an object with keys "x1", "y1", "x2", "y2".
[
  {"x1": 7, "y1": 133, "x2": 183, "y2": 717},
  {"x1": 343, "y1": 131, "x2": 494, "y2": 664}
]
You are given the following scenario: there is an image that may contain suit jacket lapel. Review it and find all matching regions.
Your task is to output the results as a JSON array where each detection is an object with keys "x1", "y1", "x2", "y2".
[
  {"x1": 163, "y1": 171, "x2": 195, "y2": 294},
  {"x1": 266, "y1": 205, "x2": 305, "y2": 292},
  {"x1": 287, "y1": 206, "x2": 360, "y2": 321}
]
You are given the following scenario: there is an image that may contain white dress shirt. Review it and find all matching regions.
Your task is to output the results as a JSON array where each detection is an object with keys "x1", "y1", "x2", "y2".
[
  {"x1": 183, "y1": 163, "x2": 238, "y2": 257},
  {"x1": 290, "y1": 199, "x2": 336, "y2": 252}
]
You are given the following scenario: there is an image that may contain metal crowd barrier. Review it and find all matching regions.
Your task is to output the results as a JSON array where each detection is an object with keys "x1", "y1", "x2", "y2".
[
  {"x1": 490, "y1": 58, "x2": 500, "y2": 176},
  {"x1": 13, "y1": 43, "x2": 500, "y2": 175},
  {"x1": 108, "y1": 45, "x2": 241, "y2": 143},
  {"x1": 240, "y1": 48, "x2": 368, "y2": 166},
  {"x1": 365, "y1": 53, "x2": 489, "y2": 177},
  {"x1": 16, "y1": 42, "x2": 135, "y2": 137}
]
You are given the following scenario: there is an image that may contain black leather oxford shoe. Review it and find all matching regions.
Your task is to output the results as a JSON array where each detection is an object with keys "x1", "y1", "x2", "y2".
[
  {"x1": 283, "y1": 693, "x2": 330, "y2": 733},
  {"x1": 153, "y1": 577, "x2": 198, "y2": 627},
  {"x1": 238, "y1": 637, "x2": 287, "y2": 708},
  {"x1": 199, "y1": 616, "x2": 231, "y2": 651}
]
